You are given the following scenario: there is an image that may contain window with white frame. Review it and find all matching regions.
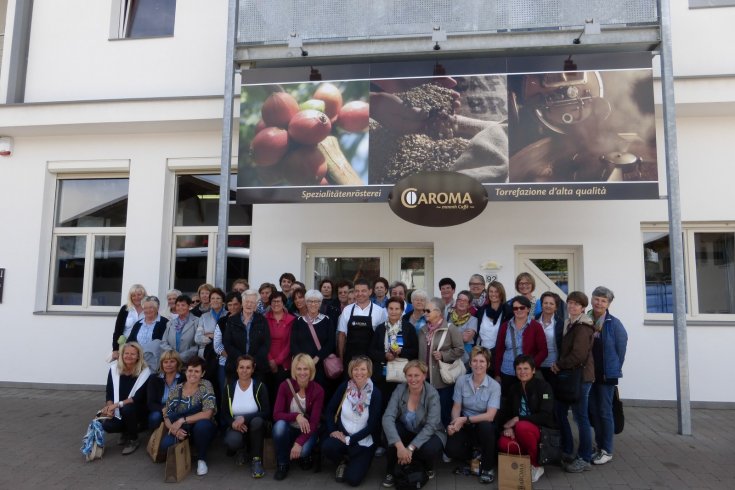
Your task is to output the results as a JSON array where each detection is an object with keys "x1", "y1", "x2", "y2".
[
  {"x1": 643, "y1": 224, "x2": 735, "y2": 318},
  {"x1": 111, "y1": 0, "x2": 176, "y2": 39},
  {"x1": 50, "y1": 178, "x2": 129, "y2": 310},
  {"x1": 172, "y1": 174, "x2": 252, "y2": 295}
]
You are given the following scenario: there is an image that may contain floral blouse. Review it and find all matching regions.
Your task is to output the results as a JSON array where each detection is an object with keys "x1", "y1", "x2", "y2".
[{"x1": 166, "y1": 379, "x2": 217, "y2": 419}]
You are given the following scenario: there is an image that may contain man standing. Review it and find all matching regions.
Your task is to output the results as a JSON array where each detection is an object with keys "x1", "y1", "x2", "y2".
[
  {"x1": 439, "y1": 277, "x2": 456, "y2": 319},
  {"x1": 337, "y1": 278, "x2": 386, "y2": 368}
]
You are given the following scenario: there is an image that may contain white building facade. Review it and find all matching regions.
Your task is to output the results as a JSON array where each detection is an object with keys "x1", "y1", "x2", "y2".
[{"x1": 0, "y1": 0, "x2": 733, "y2": 405}]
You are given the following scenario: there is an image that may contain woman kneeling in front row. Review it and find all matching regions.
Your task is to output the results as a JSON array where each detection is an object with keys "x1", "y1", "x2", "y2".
[
  {"x1": 381, "y1": 360, "x2": 445, "y2": 487},
  {"x1": 322, "y1": 356, "x2": 383, "y2": 486},
  {"x1": 222, "y1": 355, "x2": 270, "y2": 478},
  {"x1": 497, "y1": 354, "x2": 555, "y2": 484}
]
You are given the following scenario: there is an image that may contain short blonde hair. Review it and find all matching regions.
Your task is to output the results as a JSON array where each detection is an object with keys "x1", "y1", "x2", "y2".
[
  {"x1": 291, "y1": 353, "x2": 316, "y2": 381},
  {"x1": 470, "y1": 345, "x2": 491, "y2": 364},
  {"x1": 403, "y1": 359, "x2": 428, "y2": 375},
  {"x1": 348, "y1": 356, "x2": 373, "y2": 378},
  {"x1": 158, "y1": 349, "x2": 183, "y2": 373},
  {"x1": 117, "y1": 342, "x2": 147, "y2": 376}
]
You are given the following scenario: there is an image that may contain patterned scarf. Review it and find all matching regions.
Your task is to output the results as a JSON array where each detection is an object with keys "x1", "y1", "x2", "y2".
[
  {"x1": 173, "y1": 314, "x2": 189, "y2": 332},
  {"x1": 346, "y1": 378, "x2": 373, "y2": 415},
  {"x1": 450, "y1": 309, "x2": 471, "y2": 327},
  {"x1": 385, "y1": 319, "x2": 402, "y2": 351},
  {"x1": 471, "y1": 291, "x2": 487, "y2": 310},
  {"x1": 425, "y1": 319, "x2": 444, "y2": 350}
]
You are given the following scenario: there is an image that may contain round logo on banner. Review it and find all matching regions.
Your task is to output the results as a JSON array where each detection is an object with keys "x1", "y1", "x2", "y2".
[{"x1": 388, "y1": 171, "x2": 488, "y2": 227}]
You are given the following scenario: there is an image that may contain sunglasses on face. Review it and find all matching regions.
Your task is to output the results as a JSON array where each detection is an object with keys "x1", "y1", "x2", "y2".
[{"x1": 513, "y1": 306, "x2": 528, "y2": 311}]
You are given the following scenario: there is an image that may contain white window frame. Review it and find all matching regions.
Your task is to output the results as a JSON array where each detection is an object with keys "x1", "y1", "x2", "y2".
[
  {"x1": 109, "y1": 0, "x2": 176, "y2": 39},
  {"x1": 170, "y1": 169, "x2": 252, "y2": 292},
  {"x1": 47, "y1": 173, "x2": 129, "y2": 312},
  {"x1": 642, "y1": 222, "x2": 735, "y2": 324}
]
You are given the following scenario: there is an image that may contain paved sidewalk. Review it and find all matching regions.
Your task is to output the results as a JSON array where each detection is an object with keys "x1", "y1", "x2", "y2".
[{"x1": 0, "y1": 387, "x2": 733, "y2": 489}]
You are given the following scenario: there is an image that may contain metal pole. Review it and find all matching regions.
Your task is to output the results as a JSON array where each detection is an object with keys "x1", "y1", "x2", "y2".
[
  {"x1": 215, "y1": 0, "x2": 239, "y2": 290},
  {"x1": 658, "y1": 0, "x2": 691, "y2": 436}
]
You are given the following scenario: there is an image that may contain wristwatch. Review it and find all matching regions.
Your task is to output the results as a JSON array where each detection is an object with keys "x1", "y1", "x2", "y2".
[
  {"x1": 345, "y1": 436, "x2": 351, "y2": 445},
  {"x1": 118, "y1": 401, "x2": 124, "y2": 408},
  {"x1": 407, "y1": 445, "x2": 415, "y2": 452}
]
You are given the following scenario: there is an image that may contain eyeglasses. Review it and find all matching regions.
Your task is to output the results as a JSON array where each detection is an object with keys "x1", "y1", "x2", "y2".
[
  {"x1": 423, "y1": 309, "x2": 433, "y2": 314},
  {"x1": 518, "y1": 282, "x2": 532, "y2": 287},
  {"x1": 469, "y1": 282, "x2": 484, "y2": 286},
  {"x1": 513, "y1": 306, "x2": 528, "y2": 311},
  {"x1": 305, "y1": 300, "x2": 321, "y2": 304}
]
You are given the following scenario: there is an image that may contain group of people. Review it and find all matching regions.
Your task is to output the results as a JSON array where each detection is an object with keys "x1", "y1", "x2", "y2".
[{"x1": 99, "y1": 272, "x2": 628, "y2": 485}]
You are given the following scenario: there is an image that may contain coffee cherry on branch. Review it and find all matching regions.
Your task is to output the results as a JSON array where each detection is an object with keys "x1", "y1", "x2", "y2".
[
  {"x1": 337, "y1": 101, "x2": 369, "y2": 132},
  {"x1": 283, "y1": 146, "x2": 328, "y2": 185},
  {"x1": 250, "y1": 127, "x2": 289, "y2": 166},
  {"x1": 261, "y1": 92, "x2": 300, "y2": 128},
  {"x1": 288, "y1": 110, "x2": 332, "y2": 145},
  {"x1": 313, "y1": 83, "x2": 343, "y2": 122}
]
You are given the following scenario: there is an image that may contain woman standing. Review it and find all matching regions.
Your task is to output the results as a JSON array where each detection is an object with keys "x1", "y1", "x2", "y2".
[
  {"x1": 160, "y1": 295, "x2": 199, "y2": 363},
  {"x1": 403, "y1": 289, "x2": 428, "y2": 333},
  {"x1": 100, "y1": 342, "x2": 151, "y2": 455},
  {"x1": 497, "y1": 355, "x2": 555, "y2": 484},
  {"x1": 272, "y1": 354, "x2": 325, "y2": 480},
  {"x1": 494, "y1": 296, "x2": 548, "y2": 393},
  {"x1": 322, "y1": 357, "x2": 383, "y2": 486},
  {"x1": 223, "y1": 290, "x2": 271, "y2": 381},
  {"x1": 190, "y1": 283, "x2": 213, "y2": 317},
  {"x1": 381, "y1": 360, "x2": 445, "y2": 487},
  {"x1": 513, "y1": 273, "x2": 542, "y2": 318},
  {"x1": 289, "y1": 288, "x2": 309, "y2": 317},
  {"x1": 195, "y1": 288, "x2": 227, "y2": 359},
  {"x1": 476, "y1": 281, "x2": 512, "y2": 377},
  {"x1": 127, "y1": 296, "x2": 168, "y2": 365},
  {"x1": 588, "y1": 286, "x2": 628, "y2": 466},
  {"x1": 448, "y1": 290, "x2": 478, "y2": 367},
  {"x1": 536, "y1": 291, "x2": 564, "y2": 383},
  {"x1": 369, "y1": 297, "x2": 419, "y2": 413},
  {"x1": 111, "y1": 284, "x2": 147, "y2": 359},
  {"x1": 161, "y1": 288, "x2": 181, "y2": 320},
  {"x1": 418, "y1": 297, "x2": 464, "y2": 427},
  {"x1": 550, "y1": 292, "x2": 595, "y2": 473},
  {"x1": 265, "y1": 291, "x2": 295, "y2": 406},
  {"x1": 446, "y1": 347, "x2": 501, "y2": 484},
  {"x1": 290, "y1": 290, "x2": 335, "y2": 387},
  {"x1": 223, "y1": 355, "x2": 271, "y2": 478},
  {"x1": 468, "y1": 274, "x2": 487, "y2": 315},
  {"x1": 161, "y1": 357, "x2": 218, "y2": 476},
  {"x1": 372, "y1": 277, "x2": 390, "y2": 308}
]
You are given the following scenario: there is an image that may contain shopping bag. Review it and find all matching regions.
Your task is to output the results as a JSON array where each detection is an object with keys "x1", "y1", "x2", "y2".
[
  {"x1": 613, "y1": 386, "x2": 625, "y2": 434},
  {"x1": 498, "y1": 442, "x2": 532, "y2": 490},
  {"x1": 164, "y1": 439, "x2": 191, "y2": 483},
  {"x1": 147, "y1": 422, "x2": 166, "y2": 463}
]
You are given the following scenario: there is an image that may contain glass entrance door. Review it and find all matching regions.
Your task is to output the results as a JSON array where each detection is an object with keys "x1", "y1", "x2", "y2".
[
  {"x1": 516, "y1": 247, "x2": 583, "y2": 300},
  {"x1": 305, "y1": 247, "x2": 434, "y2": 295}
]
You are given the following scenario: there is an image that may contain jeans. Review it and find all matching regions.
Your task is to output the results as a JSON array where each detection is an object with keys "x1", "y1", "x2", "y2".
[
  {"x1": 589, "y1": 383, "x2": 615, "y2": 453},
  {"x1": 160, "y1": 419, "x2": 217, "y2": 462},
  {"x1": 446, "y1": 421, "x2": 497, "y2": 471},
  {"x1": 223, "y1": 416, "x2": 266, "y2": 459},
  {"x1": 272, "y1": 419, "x2": 317, "y2": 466},
  {"x1": 148, "y1": 410, "x2": 164, "y2": 431},
  {"x1": 321, "y1": 437, "x2": 376, "y2": 486},
  {"x1": 572, "y1": 382, "x2": 593, "y2": 461},
  {"x1": 436, "y1": 386, "x2": 454, "y2": 427}
]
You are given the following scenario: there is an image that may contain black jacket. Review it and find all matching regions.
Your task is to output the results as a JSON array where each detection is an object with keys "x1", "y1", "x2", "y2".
[
  {"x1": 146, "y1": 372, "x2": 183, "y2": 416},
  {"x1": 368, "y1": 320, "x2": 419, "y2": 382},
  {"x1": 498, "y1": 377, "x2": 556, "y2": 429},
  {"x1": 223, "y1": 312, "x2": 271, "y2": 377},
  {"x1": 221, "y1": 378, "x2": 271, "y2": 427},
  {"x1": 127, "y1": 317, "x2": 169, "y2": 345}
]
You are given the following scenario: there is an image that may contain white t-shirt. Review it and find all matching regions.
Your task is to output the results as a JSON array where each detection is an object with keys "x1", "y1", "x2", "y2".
[
  {"x1": 340, "y1": 397, "x2": 373, "y2": 447},
  {"x1": 337, "y1": 303, "x2": 387, "y2": 334},
  {"x1": 231, "y1": 381, "x2": 258, "y2": 416}
]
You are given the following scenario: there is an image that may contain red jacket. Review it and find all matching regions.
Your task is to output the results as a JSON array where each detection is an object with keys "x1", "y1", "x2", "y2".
[
  {"x1": 273, "y1": 379, "x2": 324, "y2": 446},
  {"x1": 494, "y1": 319, "x2": 548, "y2": 375}
]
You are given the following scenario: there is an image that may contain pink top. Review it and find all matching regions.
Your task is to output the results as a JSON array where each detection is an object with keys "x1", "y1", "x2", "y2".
[{"x1": 265, "y1": 310, "x2": 295, "y2": 369}]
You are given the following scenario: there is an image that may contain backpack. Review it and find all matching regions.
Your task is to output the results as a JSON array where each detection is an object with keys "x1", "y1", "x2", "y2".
[{"x1": 394, "y1": 463, "x2": 429, "y2": 490}]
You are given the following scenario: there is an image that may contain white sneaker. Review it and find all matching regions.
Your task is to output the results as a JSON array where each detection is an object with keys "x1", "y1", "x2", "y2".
[
  {"x1": 197, "y1": 460, "x2": 208, "y2": 476},
  {"x1": 441, "y1": 452, "x2": 452, "y2": 463},
  {"x1": 592, "y1": 449, "x2": 613, "y2": 465},
  {"x1": 531, "y1": 465, "x2": 544, "y2": 483}
]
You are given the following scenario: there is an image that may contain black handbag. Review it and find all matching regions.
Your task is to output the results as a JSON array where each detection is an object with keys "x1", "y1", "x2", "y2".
[
  {"x1": 613, "y1": 386, "x2": 624, "y2": 434},
  {"x1": 394, "y1": 463, "x2": 429, "y2": 490},
  {"x1": 554, "y1": 367, "x2": 582, "y2": 403},
  {"x1": 538, "y1": 427, "x2": 562, "y2": 465}
]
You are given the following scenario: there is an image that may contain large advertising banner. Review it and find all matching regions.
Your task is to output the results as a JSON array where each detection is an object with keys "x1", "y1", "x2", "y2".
[{"x1": 237, "y1": 66, "x2": 658, "y2": 205}]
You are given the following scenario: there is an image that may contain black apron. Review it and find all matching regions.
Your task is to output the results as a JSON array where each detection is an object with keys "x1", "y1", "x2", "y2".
[{"x1": 344, "y1": 302, "x2": 374, "y2": 365}]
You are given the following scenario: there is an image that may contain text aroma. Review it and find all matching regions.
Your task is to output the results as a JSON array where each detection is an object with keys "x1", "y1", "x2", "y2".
[{"x1": 401, "y1": 188, "x2": 473, "y2": 209}]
